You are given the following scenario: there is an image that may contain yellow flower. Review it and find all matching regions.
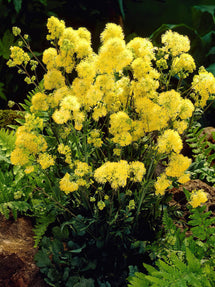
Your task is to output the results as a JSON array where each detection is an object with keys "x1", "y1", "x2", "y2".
[
  {"x1": 158, "y1": 90, "x2": 182, "y2": 120},
  {"x1": 46, "y1": 16, "x2": 65, "y2": 40},
  {"x1": 59, "y1": 173, "x2": 79, "y2": 194},
  {"x1": 171, "y1": 53, "x2": 196, "y2": 77},
  {"x1": 94, "y1": 160, "x2": 130, "y2": 189},
  {"x1": 166, "y1": 153, "x2": 192, "y2": 178},
  {"x1": 157, "y1": 129, "x2": 183, "y2": 154},
  {"x1": 24, "y1": 165, "x2": 35, "y2": 174},
  {"x1": 178, "y1": 173, "x2": 190, "y2": 184},
  {"x1": 179, "y1": 99, "x2": 194, "y2": 120},
  {"x1": 74, "y1": 161, "x2": 92, "y2": 177},
  {"x1": 96, "y1": 38, "x2": 133, "y2": 74},
  {"x1": 8, "y1": 46, "x2": 30, "y2": 66},
  {"x1": 37, "y1": 153, "x2": 55, "y2": 169},
  {"x1": 11, "y1": 147, "x2": 29, "y2": 166},
  {"x1": 100, "y1": 23, "x2": 124, "y2": 43},
  {"x1": 31, "y1": 92, "x2": 49, "y2": 111},
  {"x1": 42, "y1": 47, "x2": 57, "y2": 70},
  {"x1": 127, "y1": 37, "x2": 155, "y2": 60},
  {"x1": 97, "y1": 200, "x2": 105, "y2": 210},
  {"x1": 155, "y1": 173, "x2": 172, "y2": 195},
  {"x1": 129, "y1": 161, "x2": 146, "y2": 182},
  {"x1": 189, "y1": 189, "x2": 208, "y2": 208},
  {"x1": 52, "y1": 108, "x2": 71, "y2": 124},
  {"x1": 192, "y1": 67, "x2": 215, "y2": 107},
  {"x1": 161, "y1": 30, "x2": 190, "y2": 56},
  {"x1": 60, "y1": 95, "x2": 80, "y2": 112},
  {"x1": 44, "y1": 69, "x2": 65, "y2": 90},
  {"x1": 173, "y1": 120, "x2": 188, "y2": 134}
]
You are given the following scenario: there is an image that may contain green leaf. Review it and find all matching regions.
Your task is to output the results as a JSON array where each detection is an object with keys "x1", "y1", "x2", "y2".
[
  {"x1": 34, "y1": 248, "x2": 52, "y2": 267},
  {"x1": 13, "y1": 0, "x2": 22, "y2": 13},
  {"x1": 0, "y1": 30, "x2": 15, "y2": 59}
]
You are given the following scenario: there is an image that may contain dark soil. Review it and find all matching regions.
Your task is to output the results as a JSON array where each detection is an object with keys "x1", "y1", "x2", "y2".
[{"x1": 0, "y1": 215, "x2": 48, "y2": 287}]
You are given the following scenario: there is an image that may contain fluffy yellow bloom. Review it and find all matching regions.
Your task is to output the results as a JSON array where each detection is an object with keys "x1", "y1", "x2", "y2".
[
  {"x1": 92, "y1": 105, "x2": 107, "y2": 121},
  {"x1": 100, "y1": 23, "x2": 124, "y2": 43},
  {"x1": 74, "y1": 161, "x2": 92, "y2": 177},
  {"x1": 73, "y1": 111, "x2": 85, "y2": 130},
  {"x1": 50, "y1": 86, "x2": 71, "y2": 108},
  {"x1": 171, "y1": 53, "x2": 196, "y2": 77},
  {"x1": 158, "y1": 90, "x2": 182, "y2": 120},
  {"x1": 52, "y1": 108, "x2": 71, "y2": 124},
  {"x1": 31, "y1": 92, "x2": 49, "y2": 111},
  {"x1": 166, "y1": 153, "x2": 192, "y2": 178},
  {"x1": 130, "y1": 120, "x2": 145, "y2": 141},
  {"x1": 76, "y1": 58, "x2": 96, "y2": 80},
  {"x1": 96, "y1": 38, "x2": 133, "y2": 74},
  {"x1": 46, "y1": 16, "x2": 65, "y2": 40},
  {"x1": 129, "y1": 161, "x2": 146, "y2": 182},
  {"x1": 135, "y1": 97, "x2": 168, "y2": 132},
  {"x1": 155, "y1": 173, "x2": 172, "y2": 195},
  {"x1": 44, "y1": 69, "x2": 65, "y2": 90},
  {"x1": 24, "y1": 165, "x2": 34, "y2": 174},
  {"x1": 179, "y1": 99, "x2": 194, "y2": 120},
  {"x1": 192, "y1": 67, "x2": 215, "y2": 107},
  {"x1": 109, "y1": 111, "x2": 133, "y2": 146},
  {"x1": 76, "y1": 39, "x2": 93, "y2": 58},
  {"x1": 8, "y1": 46, "x2": 30, "y2": 66},
  {"x1": 42, "y1": 47, "x2": 57, "y2": 70},
  {"x1": 161, "y1": 30, "x2": 190, "y2": 56},
  {"x1": 87, "y1": 129, "x2": 103, "y2": 148},
  {"x1": 10, "y1": 147, "x2": 29, "y2": 166},
  {"x1": 157, "y1": 129, "x2": 183, "y2": 154},
  {"x1": 15, "y1": 131, "x2": 47, "y2": 154},
  {"x1": 59, "y1": 173, "x2": 79, "y2": 194},
  {"x1": 94, "y1": 160, "x2": 130, "y2": 189},
  {"x1": 189, "y1": 189, "x2": 208, "y2": 208},
  {"x1": 127, "y1": 37, "x2": 155, "y2": 60},
  {"x1": 173, "y1": 120, "x2": 188, "y2": 134},
  {"x1": 97, "y1": 200, "x2": 106, "y2": 210},
  {"x1": 131, "y1": 76, "x2": 159, "y2": 99},
  {"x1": 178, "y1": 173, "x2": 190, "y2": 184},
  {"x1": 77, "y1": 27, "x2": 91, "y2": 42},
  {"x1": 131, "y1": 58, "x2": 153, "y2": 80},
  {"x1": 55, "y1": 52, "x2": 75, "y2": 73},
  {"x1": 60, "y1": 95, "x2": 80, "y2": 112},
  {"x1": 37, "y1": 153, "x2": 55, "y2": 169}
]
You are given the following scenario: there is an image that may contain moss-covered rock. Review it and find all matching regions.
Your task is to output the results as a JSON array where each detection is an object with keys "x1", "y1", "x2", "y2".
[{"x1": 0, "y1": 110, "x2": 25, "y2": 129}]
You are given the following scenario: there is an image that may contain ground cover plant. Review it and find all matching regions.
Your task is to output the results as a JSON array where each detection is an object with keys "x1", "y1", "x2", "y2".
[{"x1": 4, "y1": 16, "x2": 215, "y2": 286}]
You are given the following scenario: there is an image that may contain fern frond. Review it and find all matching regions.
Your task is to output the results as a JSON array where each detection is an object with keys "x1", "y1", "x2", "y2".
[
  {"x1": 0, "y1": 128, "x2": 15, "y2": 162},
  {"x1": 33, "y1": 212, "x2": 56, "y2": 247}
]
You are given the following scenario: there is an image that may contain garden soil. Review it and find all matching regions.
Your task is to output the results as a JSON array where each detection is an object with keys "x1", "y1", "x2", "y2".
[
  {"x1": 0, "y1": 215, "x2": 48, "y2": 287},
  {"x1": 0, "y1": 179, "x2": 214, "y2": 287}
]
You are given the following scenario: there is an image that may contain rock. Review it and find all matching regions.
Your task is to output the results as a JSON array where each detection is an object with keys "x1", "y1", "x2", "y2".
[{"x1": 0, "y1": 215, "x2": 48, "y2": 287}]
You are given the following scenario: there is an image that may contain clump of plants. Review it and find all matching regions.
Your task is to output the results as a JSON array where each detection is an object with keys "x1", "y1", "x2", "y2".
[{"x1": 6, "y1": 16, "x2": 215, "y2": 285}]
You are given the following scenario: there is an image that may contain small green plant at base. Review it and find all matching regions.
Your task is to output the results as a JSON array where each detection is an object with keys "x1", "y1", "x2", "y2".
[{"x1": 128, "y1": 204, "x2": 215, "y2": 287}]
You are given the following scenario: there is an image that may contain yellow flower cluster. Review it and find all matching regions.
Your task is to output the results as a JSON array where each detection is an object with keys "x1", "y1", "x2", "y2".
[
  {"x1": 157, "y1": 129, "x2": 183, "y2": 154},
  {"x1": 94, "y1": 160, "x2": 145, "y2": 189},
  {"x1": 161, "y1": 30, "x2": 190, "y2": 56},
  {"x1": 10, "y1": 16, "x2": 215, "y2": 202},
  {"x1": 192, "y1": 67, "x2": 215, "y2": 107},
  {"x1": 7, "y1": 46, "x2": 30, "y2": 66},
  {"x1": 189, "y1": 189, "x2": 208, "y2": 208},
  {"x1": 59, "y1": 173, "x2": 79, "y2": 194},
  {"x1": 87, "y1": 129, "x2": 103, "y2": 148}
]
